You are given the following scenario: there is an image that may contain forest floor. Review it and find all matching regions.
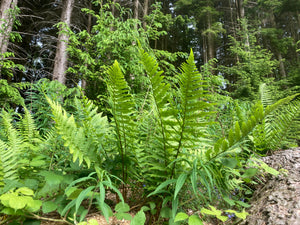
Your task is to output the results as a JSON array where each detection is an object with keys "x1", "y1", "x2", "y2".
[
  {"x1": 40, "y1": 148, "x2": 300, "y2": 225},
  {"x1": 242, "y1": 148, "x2": 300, "y2": 225}
]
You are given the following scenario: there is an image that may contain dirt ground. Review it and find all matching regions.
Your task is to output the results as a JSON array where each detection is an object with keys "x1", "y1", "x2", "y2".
[
  {"x1": 40, "y1": 214, "x2": 131, "y2": 225},
  {"x1": 241, "y1": 148, "x2": 300, "y2": 225}
]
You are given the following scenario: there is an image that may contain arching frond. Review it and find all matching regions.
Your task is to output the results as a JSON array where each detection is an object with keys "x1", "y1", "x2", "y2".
[
  {"x1": 259, "y1": 83, "x2": 273, "y2": 107},
  {"x1": 48, "y1": 97, "x2": 108, "y2": 168},
  {"x1": 0, "y1": 111, "x2": 22, "y2": 184},
  {"x1": 106, "y1": 61, "x2": 137, "y2": 183}
]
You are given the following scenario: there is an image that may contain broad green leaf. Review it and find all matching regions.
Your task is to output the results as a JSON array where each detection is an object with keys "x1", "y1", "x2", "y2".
[
  {"x1": 115, "y1": 202, "x2": 130, "y2": 213},
  {"x1": 26, "y1": 199, "x2": 42, "y2": 212},
  {"x1": 160, "y1": 207, "x2": 172, "y2": 218},
  {"x1": 174, "y1": 174, "x2": 187, "y2": 200},
  {"x1": 221, "y1": 158, "x2": 237, "y2": 169},
  {"x1": 29, "y1": 160, "x2": 45, "y2": 167},
  {"x1": 226, "y1": 209, "x2": 249, "y2": 220},
  {"x1": 188, "y1": 215, "x2": 203, "y2": 225},
  {"x1": 16, "y1": 187, "x2": 34, "y2": 196},
  {"x1": 99, "y1": 202, "x2": 113, "y2": 223},
  {"x1": 9, "y1": 196, "x2": 27, "y2": 209},
  {"x1": 75, "y1": 186, "x2": 95, "y2": 213},
  {"x1": 131, "y1": 210, "x2": 146, "y2": 225},
  {"x1": 115, "y1": 212, "x2": 132, "y2": 221},
  {"x1": 39, "y1": 171, "x2": 64, "y2": 186},
  {"x1": 174, "y1": 212, "x2": 189, "y2": 222},
  {"x1": 42, "y1": 201, "x2": 58, "y2": 214},
  {"x1": 147, "y1": 179, "x2": 176, "y2": 197},
  {"x1": 79, "y1": 209, "x2": 89, "y2": 222},
  {"x1": 242, "y1": 168, "x2": 258, "y2": 178}
]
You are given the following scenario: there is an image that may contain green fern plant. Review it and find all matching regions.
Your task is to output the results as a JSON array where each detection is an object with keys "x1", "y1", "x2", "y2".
[
  {"x1": 0, "y1": 108, "x2": 47, "y2": 188},
  {"x1": 0, "y1": 110, "x2": 22, "y2": 185},
  {"x1": 105, "y1": 61, "x2": 139, "y2": 200},
  {"x1": 45, "y1": 48, "x2": 300, "y2": 225},
  {"x1": 252, "y1": 83, "x2": 300, "y2": 152},
  {"x1": 47, "y1": 97, "x2": 109, "y2": 170}
]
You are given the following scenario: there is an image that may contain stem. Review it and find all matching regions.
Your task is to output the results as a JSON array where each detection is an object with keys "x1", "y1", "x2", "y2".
[{"x1": 27, "y1": 212, "x2": 73, "y2": 225}]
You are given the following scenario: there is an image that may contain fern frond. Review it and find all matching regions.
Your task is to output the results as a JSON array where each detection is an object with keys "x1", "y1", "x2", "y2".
[
  {"x1": 176, "y1": 50, "x2": 214, "y2": 149},
  {"x1": 48, "y1": 98, "x2": 108, "y2": 168},
  {"x1": 264, "y1": 99, "x2": 300, "y2": 150},
  {"x1": 207, "y1": 101, "x2": 265, "y2": 161},
  {"x1": 138, "y1": 49, "x2": 177, "y2": 183},
  {"x1": 17, "y1": 108, "x2": 40, "y2": 145},
  {"x1": 0, "y1": 111, "x2": 22, "y2": 183},
  {"x1": 107, "y1": 61, "x2": 136, "y2": 156},
  {"x1": 259, "y1": 83, "x2": 273, "y2": 107}
]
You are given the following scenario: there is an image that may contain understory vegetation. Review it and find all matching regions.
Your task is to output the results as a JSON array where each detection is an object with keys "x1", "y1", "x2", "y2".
[
  {"x1": 0, "y1": 1, "x2": 300, "y2": 225},
  {"x1": 0, "y1": 49, "x2": 299, "y2": 225}
]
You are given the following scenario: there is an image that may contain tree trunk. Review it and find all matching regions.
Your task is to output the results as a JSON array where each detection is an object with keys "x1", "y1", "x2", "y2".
[
  {"x1": 269, "y1": 13, "x2": 286, "y2": 79},
  {"x1": 0, "y1": 0, "x2": 17, "y2": 54},
  {"x1": 52, "y1": 0, "x2": 74, "y2": 85},
  {"x1": 143, "y1": 0, "x2": 149, "y2": 29},
  {"x1": 134, "y1": 0, "x2": 139, "y2": 29},
  {"x1": 207, "y1": 12, "x2": 215, "y2": 61},
  {"x1": 81, "y1": 1, "x2": 93, "y2": 91}
]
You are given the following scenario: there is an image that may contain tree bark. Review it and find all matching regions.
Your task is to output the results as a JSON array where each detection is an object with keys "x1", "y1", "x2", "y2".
[
  {"x1": 0, "y1": 0, "x2": 17, "y2": 54},
  {"x1": 143, "y1": 0, "x2": 149, "y2": 29},
  {"x1": 52, "y1": 0, "x2": 74, "y2": 85},
  {"x1": 81, "y1": 1, "x2": 93, "y2": 91},
  {"x1": 134, "y1": 0, "x2": 139, "y2": 29}
]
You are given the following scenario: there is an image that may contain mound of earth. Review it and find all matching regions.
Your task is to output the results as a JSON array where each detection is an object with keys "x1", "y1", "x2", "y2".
[{"x1": 242, "y1": 148, "x2": 300, "y2": 225}]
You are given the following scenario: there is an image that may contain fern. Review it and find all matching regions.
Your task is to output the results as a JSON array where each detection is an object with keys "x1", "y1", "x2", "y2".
[
  {"x1": 253, "y1": 84, "x2": 300, "y2": 152},
  {"x1": 259, "y1": 83, "x2": 273, "y2": 107},
  {"x1": 172, "y1": 50, "x2": 214, "y2": 169},
  {"x1": 48, "y1": 97, "x2": 109, "y2": 169},
  {"x1": 0, "y1": 111, "x2": 22, "y2": 184},
  {"x1": 138, "y1": 49, "x2": 178, "y2": 186},
  {"x1": 106, "y1": 61, "x2": 137, "y2": 184}
]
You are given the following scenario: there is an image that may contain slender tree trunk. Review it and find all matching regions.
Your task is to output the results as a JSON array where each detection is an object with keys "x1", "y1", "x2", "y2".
[
  {"x1": 203, "y1": 35, "x2": 208, "y2": 64},
  {"x1": 269, "y1": 13, "x2": 286, "y2": 79},
  {"x1": 81, "y1": 1, "x2": 92, "y2": 91},
  {"x1": 143, "y1": 0, "x2": 149, "y2": 29},
  {"x1": 0, "y1": 0, "x2": 17, "y2": 54},
  {"x1": 207, "y1": 12, "x2": 215, "y2": 61},
  {"x1": 0, "y1": 0, "x2": 17, "y2": 78},
  {"x1": 52, "y1": 0, "x2": 75, "y2": 85},
  {"x1": 134, "y1": 0, "x2": 139, "y2": 29}
]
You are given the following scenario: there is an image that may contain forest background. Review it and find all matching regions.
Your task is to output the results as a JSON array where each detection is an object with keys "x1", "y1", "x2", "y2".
[{"x1": 0, "y1": 0, "x2": 299, "y2": 225}]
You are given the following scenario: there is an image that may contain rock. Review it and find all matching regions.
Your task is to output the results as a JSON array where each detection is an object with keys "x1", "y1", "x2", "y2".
[{"x1": 241, "y1": 148, "x2": 300, "y2": 225}]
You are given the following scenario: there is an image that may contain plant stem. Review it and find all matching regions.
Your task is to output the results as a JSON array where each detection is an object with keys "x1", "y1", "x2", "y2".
[{"x1": 27, "y1": 212, "x2": 73, "y2": 225}]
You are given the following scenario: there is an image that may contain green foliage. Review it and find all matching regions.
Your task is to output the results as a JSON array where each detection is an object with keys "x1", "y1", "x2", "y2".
[
  {"x1": 252, "y1": 84, "x2": 300, "y2": 152},
  {"x1": 1, "y1": 45, "x2": 298, "y2": 225},
  {"x1": 219, "y1": 19, "x2": 278, "y2": 99},
  {"x1": 67, "y1": 2, "x2": 149, "y2": 98},
  {"x1": 47, "y1": 97, "x2": 108, "y2": 169},
  {"x1": 0, "y1": 187, "x2": 42, "y2": 215},
  {"x1": 25, "y1": 79, "x2": 81, "y2": 134},
  {"x1": 0, "y1": 80, "x2": 28, "y2": 108},
  {"x1": 106, "y1": 61, "x2": 137, "y2": 183}
]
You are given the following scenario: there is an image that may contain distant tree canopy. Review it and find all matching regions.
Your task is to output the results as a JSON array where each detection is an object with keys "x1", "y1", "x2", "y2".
[{"x1": 0, "y1": 0, "x2": 299, "y2": 100}]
